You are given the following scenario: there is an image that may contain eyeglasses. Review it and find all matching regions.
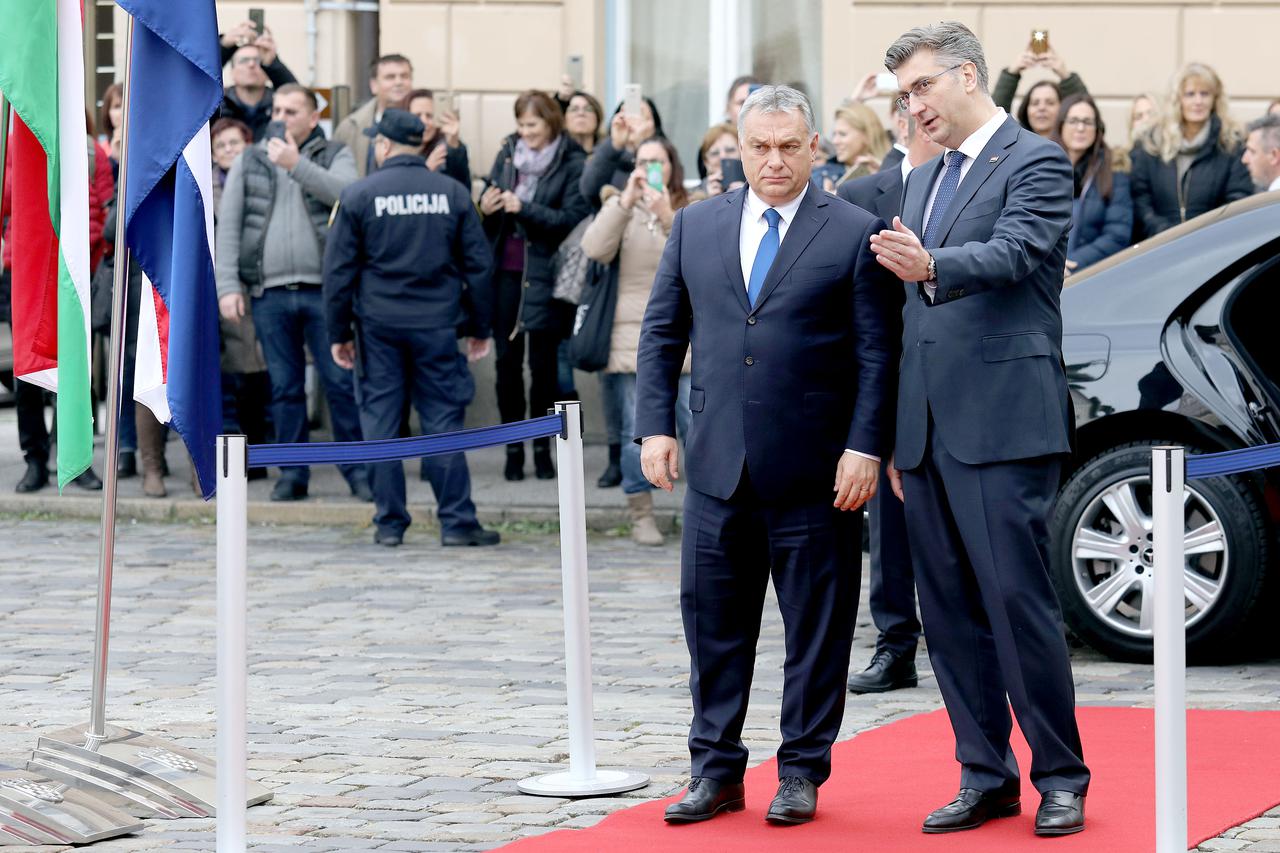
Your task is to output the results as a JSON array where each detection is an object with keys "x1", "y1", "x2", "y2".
[
  {"x1": 635, "y1": 158, "x2": 666, "y2": 168},
  {"x1": 894, "y1": 64, "x2": 964, "y2": 111},
  {"x1": 566, "y1": 104, "x2": 595, "y2": 115},
  {"x1": 234, "y1": 56, "x2": 262, "y2": 67},
  {"x1": 1064, "y1": 117, "x2": 1096, "y2": 128},
  {"x1": 213, "y1": 139, "x2": 245, "y2": 152},
  {"x1": 706, "y1": 146, "x2": 737, "y2": 158}
]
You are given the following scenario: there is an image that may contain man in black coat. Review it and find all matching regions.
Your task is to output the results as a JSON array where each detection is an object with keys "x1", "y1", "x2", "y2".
[
  {"x1": 636, "y1": 85, "x2": 898, "y2": 826},
  {"x1": 837, "y1": 108, "x2": 941, "y2": 696},
  {"x1": 219, "y1": 39, "x2": 298, "y2": 142}
]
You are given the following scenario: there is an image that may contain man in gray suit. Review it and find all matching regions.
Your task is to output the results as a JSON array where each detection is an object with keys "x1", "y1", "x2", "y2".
[{"x1": 870, "y1": 22, "x2": 1090, "y2": 837}]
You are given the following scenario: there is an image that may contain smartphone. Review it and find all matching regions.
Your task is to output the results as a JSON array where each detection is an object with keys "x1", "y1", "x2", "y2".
[
  {"x1": 1030, "y1": 28, "x2": 1050, "y2": 55},
  {"x1": 498, "y1": 159, "x2": 516, "y2": 192},
  {"x1": 747, "y1": 83, "x2": 763, "y2": 95},
  {"x1": 646, "y1": 161, "x2": 664, "y2": 191},
  {"x1": 566, "y1": 55, "x2": 584, "y2": 91},
  {"x1": 720, "y1": 157, "x2": 746, "y2": 186},
  {"x1": 623, "y1": 83, "x2": 643, "y2": 118},
  {"x1": 248, "y1": 8, "x2": 265, "y2": 35},
  {"x1": 875, "y1": 71, "x2": 898, "y2": 92},
  {"x1": 263, "y1": 120, "x2": 287, "y2": 142},
  {"x1": 439, "y1": 91, "x2": 456, "y2": 117}
]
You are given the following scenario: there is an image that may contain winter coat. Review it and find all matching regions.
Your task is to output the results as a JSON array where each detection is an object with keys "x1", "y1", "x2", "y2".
[
  {"x1": 578, "y1": 136, "x2": 633, "y2": 208},
  {"x1": 482, "y1": 132, "x2": 591, "y2": 334},
  {"x1": 1067, "y1": 172, "x2": 1133, "y2": 271},
  {"x1": 1129, "y1": 115, "x2": 1254, "y2": 238}
]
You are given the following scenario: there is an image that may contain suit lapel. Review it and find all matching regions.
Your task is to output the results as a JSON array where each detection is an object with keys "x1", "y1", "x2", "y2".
[
  {"x1": 716, "y1": 189, "x2": 752, "y2": 315},
  {"x1": 905, "y1": 156, "x2": 943, "y2": 235},
  {"x1": 875, "y1": 169, "x2": 901, "y2": 223},
  {"x1": 752, "y1": 184, "x2": 829, "y2": 313},
  {"x1": 931, "y1": 116, "x2": 1021, "y2": 247}
]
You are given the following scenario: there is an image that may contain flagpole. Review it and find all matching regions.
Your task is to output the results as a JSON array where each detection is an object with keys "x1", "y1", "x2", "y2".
[
  {"x1": 0, "y1": 94, "x2": 9, "y2": 262},
  {"x1": 89, "y1": 14, "x2": 134, "y2": 743}
]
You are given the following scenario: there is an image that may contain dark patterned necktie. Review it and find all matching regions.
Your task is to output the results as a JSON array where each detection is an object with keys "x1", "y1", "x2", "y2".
[{"x1": 922, "y1": 152, "x2": 966, "y2": 249}]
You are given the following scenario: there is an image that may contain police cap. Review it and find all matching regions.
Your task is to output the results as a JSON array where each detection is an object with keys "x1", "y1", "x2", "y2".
[{"x1": 364, "y1": 109, "x2": 425, "y2": 147}]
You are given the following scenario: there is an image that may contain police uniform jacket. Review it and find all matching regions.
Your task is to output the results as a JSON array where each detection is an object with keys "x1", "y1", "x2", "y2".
[{"x1": 323, "y1": 153, "x2": 494, "y2": 345}]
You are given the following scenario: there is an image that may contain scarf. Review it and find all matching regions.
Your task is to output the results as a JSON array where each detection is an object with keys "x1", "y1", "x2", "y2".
[{"x1": 512, "y1": 136, "x2": 561, "y2": 203}]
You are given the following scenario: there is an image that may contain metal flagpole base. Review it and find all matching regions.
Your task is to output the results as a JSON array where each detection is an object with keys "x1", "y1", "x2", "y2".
[
  {"x1": 518, "y1": 769, "x2": 649, "y2": 798},
  {"x1": 31, "y1": 723, "x2": 271, "y2": 819},
  {"x1": 0, "y1": 764, "x2": 144, "y2": 845}
]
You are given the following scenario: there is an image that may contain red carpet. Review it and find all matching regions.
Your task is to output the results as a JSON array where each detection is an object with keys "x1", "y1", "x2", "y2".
[{"x1": 499, "y1": 707, "x2": 1280, "y2": 851}]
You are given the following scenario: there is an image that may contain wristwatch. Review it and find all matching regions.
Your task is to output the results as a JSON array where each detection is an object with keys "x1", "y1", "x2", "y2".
[{"x1": 925, "y1": 254, "x2": 937, "y2": 282}]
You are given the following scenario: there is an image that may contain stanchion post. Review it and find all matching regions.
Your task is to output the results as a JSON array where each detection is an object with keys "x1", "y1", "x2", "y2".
[
  {"x1": 216, "y1": 436, "x2": 249, "y2": 850},
  {"x1": 517, "y1": 403, "x2": 647, "y2": 797},
  {"x1": 1152, "y1": 446, "x2": 1187, "y2": 853}
]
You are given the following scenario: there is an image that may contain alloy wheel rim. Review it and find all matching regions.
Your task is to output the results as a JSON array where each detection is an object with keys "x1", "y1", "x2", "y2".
[{"x1": 1071, "y1": 474, "x2": 1228, "y2": 639}]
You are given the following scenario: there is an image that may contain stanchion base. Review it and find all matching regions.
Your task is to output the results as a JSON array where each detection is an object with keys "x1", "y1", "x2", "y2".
[
  {"x1": 518, "y1": 769, "x2": 649, "y2": 798},
  {"x1": 33, "y1": 723, "x2": 271, "y2": 819},
  {"x1": 0, "y1": 765, "x2": 145, "y2": 845}
]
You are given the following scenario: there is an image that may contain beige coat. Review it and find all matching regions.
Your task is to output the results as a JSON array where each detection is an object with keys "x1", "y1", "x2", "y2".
[
  {"x1": 333, "y1": 99, "x2": 378, "y2": 178},
  {"x1": 580, "y1": 188, "x2": 691, "y2": 375}
]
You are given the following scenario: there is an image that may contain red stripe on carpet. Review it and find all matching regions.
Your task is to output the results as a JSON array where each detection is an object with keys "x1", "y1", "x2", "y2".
[{"x1": 499, "y1": 707, "x2": 1280, "y2": 851}]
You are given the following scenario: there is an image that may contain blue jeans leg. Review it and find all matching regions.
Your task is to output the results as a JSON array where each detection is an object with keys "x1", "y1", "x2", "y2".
[
  {"x1": 297, "y1": 290, "x2": 368, "y2": 488},
  {"x1": 599, "y1": 372, "x2": 624, "y2": 446},
  {"x1": 252, "y1": 288, "x2": 311, "y2": 485},
  {"x1": 619, "y1": 373, "x2": 691, "y2": 495}
]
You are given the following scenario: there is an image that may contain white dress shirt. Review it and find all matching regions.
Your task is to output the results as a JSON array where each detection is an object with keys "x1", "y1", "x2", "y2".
[
  {"x1": 921, "y1": 108, "x2": 1008, "y2": 300},
  {"x1": 1269, "y1": 176, "x2": 1280, "y2": 193},
  {"x1": 739, "y1": 183, "x2": 808, "y2": 290}
]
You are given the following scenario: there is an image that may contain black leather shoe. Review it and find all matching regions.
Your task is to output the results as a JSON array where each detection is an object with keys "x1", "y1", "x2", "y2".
[
  {"x1": 533, "y1": 445, "x2": 555, "y2": 480},
  {"x1": 442, "y1": 527, "x2": 501, "y2": 547},
  {"x1": 597, "y1": 443, "x2": 622, "y2": 488},
  {"x1": 847, "y1": 649, "x2": 918, "y2": 694},
  {"x1": 72, "y1": 468, "x2": 103, "y2": 491},
  {"x1": 270, "y1": 479, "x2": 308, "y2": 502},
  {"x1": 765, "y1": 776, "x2": 818, "y2": 825},
  {"x1": 1035, "y1": 791, "x2": 1085, "y2": 836},
  {"x1": 663, "y1": 777, "x2": 745, "y2": 823},
  {"x1": 15, "y1": 460, "x2": 49, "y2": 493},
  {"x1": 374, "y1": 529, "x2": 403, "y2": 547},
  {"x1": 922, "y1": 786, "x2": 1021, "y2": 833},
  {"x1": 117, "y1": 451, "x2": 137, "y2": 478},
  {"x1": 504, "y1": 447, "x2": 525, "y2": 481}
]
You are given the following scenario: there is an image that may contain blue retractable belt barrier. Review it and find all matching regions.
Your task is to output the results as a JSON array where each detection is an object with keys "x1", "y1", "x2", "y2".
[
  {"x1": 246, "y1": 413, "x2": 566, "y2": 468},
  {"x1": 1186, "y1": 442, "x2": 1280, "y2": 480}
]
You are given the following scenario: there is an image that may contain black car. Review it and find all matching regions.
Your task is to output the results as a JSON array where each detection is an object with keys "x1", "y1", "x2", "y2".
[{"x1": 1054, "y1": 191, "x2": 1280, "y2": 660}]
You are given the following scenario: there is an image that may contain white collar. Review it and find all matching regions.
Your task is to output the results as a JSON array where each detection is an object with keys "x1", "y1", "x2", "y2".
[
  {"x1": 946, "y1": 108, "x2": 1008, "y2": 165},
  {"x1": 745, "y1": 182, "x2": 809, "y2": 224},
  {"x1": 1269, "y1": 176, "x2": 1280, "y2": 193},
  {"x1": 900, "y1": 153, "x2": 914, "y2": 183}
]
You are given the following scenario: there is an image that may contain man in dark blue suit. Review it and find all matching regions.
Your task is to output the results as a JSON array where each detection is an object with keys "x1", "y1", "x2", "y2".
[
  {"x1": 635, "y1": 85, "x2": 898, "y2": 826},
  {"x1": 839, "y1": 109, "x2": 941, "y2": 695},
  {"x1": 871, "y1": 22, "x2": 1090, "y2": 837}
]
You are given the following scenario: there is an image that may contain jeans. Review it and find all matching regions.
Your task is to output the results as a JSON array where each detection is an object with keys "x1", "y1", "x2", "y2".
[
  {"x1": 355, "y1": 324, "x2": 479, "y2": 536},
  {"x1": 251, "y1": 286, "x2": 366, "y2": 487},
  {"x1": 604, "y1": 371, "x2": 690, "y2": 495}
]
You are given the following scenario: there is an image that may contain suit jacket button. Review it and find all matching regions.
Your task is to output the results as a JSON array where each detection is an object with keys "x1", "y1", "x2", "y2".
[
  {"x1": 948, "y1": 288, "x2": 965, "y2": 299},
  {"x1": 747, "y1": 316, "x2": 757, "y2": 325},
  {"x1": 744, "y1": 356, "x2": 754, "y2": 366}
]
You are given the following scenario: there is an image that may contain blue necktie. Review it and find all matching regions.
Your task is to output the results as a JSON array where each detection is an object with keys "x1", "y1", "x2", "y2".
[
  {"x1": 747, "y1": 208, "x2": 781, "y2": 308},
  {"x1": 922, "y1": 152, "x2": 966, "y2": 249}
]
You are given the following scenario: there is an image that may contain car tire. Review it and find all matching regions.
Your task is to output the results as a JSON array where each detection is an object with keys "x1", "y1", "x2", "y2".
[{"x1": 1050, "y1": 440, "x2": 1270, "y2": 662}]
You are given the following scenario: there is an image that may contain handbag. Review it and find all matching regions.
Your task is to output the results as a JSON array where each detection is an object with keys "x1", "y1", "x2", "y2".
[
  {"x1": 567, "y1": 259, "x2": 618, "y2": 372},
  {"x1": 89, "y1": 257, "x2": 114, "y2": 335},
  {"x1": 551, "y1": 214, "x2": 595, "y2": 305}
]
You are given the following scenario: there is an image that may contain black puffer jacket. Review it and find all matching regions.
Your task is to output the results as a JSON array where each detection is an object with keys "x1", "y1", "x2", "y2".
[
  {"x1": 482, "y1": 133, "x2": 591, "y2": 333},
  {"x1": 1129, "y1": 114, "x2": 1254, "y2": 239}
]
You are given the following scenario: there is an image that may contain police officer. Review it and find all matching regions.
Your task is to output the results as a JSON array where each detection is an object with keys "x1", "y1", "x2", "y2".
[{"x1": 323, "y1": 109, "x2": 499, "y2": 548}]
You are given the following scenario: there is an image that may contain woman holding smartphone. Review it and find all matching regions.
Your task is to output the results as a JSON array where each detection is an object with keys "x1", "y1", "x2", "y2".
[
  {"x1": 479, "y1": 90, "x2": 592, "y2": 481},
  {"x1": 579, "y1": 136, "x2": 697, "y2": 545},
  {"x1": 403, "y1": 88, "x2": 471, "y2": 187},
  {"x1": 578, "y1": 96, "x2": 664, "y2": 208},
  {"x1": 1129, "y1": 62, "x2": 1253, "y2": 239}
]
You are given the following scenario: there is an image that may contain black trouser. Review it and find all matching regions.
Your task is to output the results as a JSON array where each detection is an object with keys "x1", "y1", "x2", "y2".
[
  {"x1": 867, "y1": 468, "x2": 921, "y2": 658},
  {"x1": 681, "y1": 467, "x2": 861, "y2": 785},
  {"x1": 902, "y1": 416, "x2": 1090, "y2": 796},
  {"x1": 2, "y1": 269, "x2": 51, "y2": 466},
  {"x1": 493, "y1": 270, "x2": 561, "y2": 450}
]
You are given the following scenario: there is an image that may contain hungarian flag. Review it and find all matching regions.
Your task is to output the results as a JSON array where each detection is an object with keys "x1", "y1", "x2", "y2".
[
  {"x1": 0, "y1": 0, "x2": 94, "y2": 489},
  {"x1": 118, "y1": 0, "x2": 223, "y2": 498}
]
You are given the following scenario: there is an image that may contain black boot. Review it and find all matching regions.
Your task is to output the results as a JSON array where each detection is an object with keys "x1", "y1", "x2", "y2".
[
  {"x1": 597, "y1": 443, "x2": 622, "y2": 488},
  {"x1": 504, "y1": 444, "x2": 525, "y2": 481},
  {"x1": 533, "y1": 440, "x2": 555, "y2": 480},
  {"x1": 117, "y1": 450, "x2": 137, "y2": 478},
  {"x1": 15, "y1": 460, "x2": 49, "y2": 493}
]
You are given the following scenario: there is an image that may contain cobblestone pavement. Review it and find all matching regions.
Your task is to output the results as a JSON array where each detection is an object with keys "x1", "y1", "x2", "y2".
[{"x1": 0, "y1": 518, "x2": 1277, "y2": 851}]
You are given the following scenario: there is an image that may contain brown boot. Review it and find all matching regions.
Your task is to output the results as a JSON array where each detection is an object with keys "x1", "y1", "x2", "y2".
[
  {"x1": 136, "y1": 404, "x2": 167, "y2": 498},
  {"x1": 627, "y1": 491, "x2": 664, "y2": 546}
]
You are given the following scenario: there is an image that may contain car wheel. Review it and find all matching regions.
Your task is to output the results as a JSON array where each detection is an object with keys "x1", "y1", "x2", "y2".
[{"x1": 1050, "y1": 440, "x2": 1270, "y2": 661}]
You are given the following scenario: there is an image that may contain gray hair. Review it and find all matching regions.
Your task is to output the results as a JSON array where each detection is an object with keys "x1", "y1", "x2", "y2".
[
  {"x1": 1247, "y1": 113, "x2": 1280, "y2": 152},
  {"x1": 884, "y1": 21, "x2": 990, "y2": 94},
  {"x1": 737, "y1": 84, "x2": 817, "y2": 138}
]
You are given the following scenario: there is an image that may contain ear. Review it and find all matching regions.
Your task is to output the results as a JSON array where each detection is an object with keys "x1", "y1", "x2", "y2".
[
  {"x1": 962, "y1": 62, "x2": 979, "y2": 94},
  {"x1": 809, "y1": 131, "x2": 820, "y2": 159}
]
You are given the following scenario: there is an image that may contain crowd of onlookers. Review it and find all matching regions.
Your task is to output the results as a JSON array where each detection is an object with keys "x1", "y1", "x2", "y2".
[{"x1": 3, "y1": 25, "x2": 1280, "y2": 545}]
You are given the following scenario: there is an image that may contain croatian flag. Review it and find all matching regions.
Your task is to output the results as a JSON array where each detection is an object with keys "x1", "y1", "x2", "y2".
[{"x1": 118, "y1": 0, "x2": 223, "y2": 498}]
